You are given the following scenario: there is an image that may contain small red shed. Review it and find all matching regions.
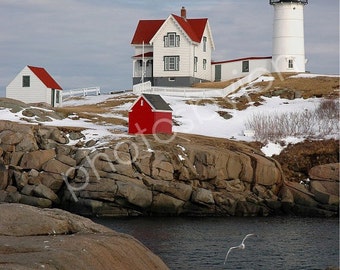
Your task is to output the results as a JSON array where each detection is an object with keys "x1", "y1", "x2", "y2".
[{"x1": 128, "y1": 94, "x2": 172, "y2": 134}]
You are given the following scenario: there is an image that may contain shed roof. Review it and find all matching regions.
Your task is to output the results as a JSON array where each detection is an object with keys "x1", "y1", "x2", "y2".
[
  {"x1": 142, "y1": 94, "x2": 172, "y2": 112},
  {"x1": 27, "y1": 65, "x2": 63, "y2": 90}
]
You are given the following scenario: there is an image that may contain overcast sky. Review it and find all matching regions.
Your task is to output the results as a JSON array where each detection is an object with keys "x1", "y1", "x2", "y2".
[{"x1": 0, "y1": 0, "x2": 339, "y2": 96}]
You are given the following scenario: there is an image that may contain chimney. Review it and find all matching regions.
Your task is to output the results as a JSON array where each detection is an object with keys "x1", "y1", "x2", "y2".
[{"x1": 181, "y1": 6, "x2": 187, "y2": 20}]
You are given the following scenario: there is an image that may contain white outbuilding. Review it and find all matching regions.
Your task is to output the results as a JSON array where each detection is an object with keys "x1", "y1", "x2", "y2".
[{"x1": 6, "y1": 65, "x2": 63, "y2": 107}]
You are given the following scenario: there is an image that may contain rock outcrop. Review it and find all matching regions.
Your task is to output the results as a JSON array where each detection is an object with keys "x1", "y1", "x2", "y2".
[
  {"x1": 309, "y1": 163, "x2": 339, "y2": 206},
  {"x1": 279, "y1": 163, "x2": 339, "y2": 217},
  {"x1": 275, "y1": 139, "x2": 339, "y2": 183},
  {"x1": 0, "y1": 120, "x2": 338, "y2": 217},
  {"x1": 0, "y1": 203, "x2": 169, "y2": 270}
]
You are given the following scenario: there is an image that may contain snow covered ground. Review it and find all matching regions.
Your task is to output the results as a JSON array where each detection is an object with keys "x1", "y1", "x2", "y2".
[
  {"x1": 162, "y1": 93, "x2": 339, "y2": 156},
  {"x1": 1, "y1": 75, "x2": 338, "y2": 156},
  {"x1": 164, "y1": 95, "x2": 322, "y2": 141}
]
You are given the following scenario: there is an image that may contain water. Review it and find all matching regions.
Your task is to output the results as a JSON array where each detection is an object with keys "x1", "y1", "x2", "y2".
[{"x1": 94, "y1": 216, "x2": 339, "y2": 270}]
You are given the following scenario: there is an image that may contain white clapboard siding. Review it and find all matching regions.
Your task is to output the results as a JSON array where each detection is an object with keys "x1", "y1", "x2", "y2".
[
  {"x1": 152, "y1": 17, "x2": 193, "y2": 78},
  {"x1": 6, "y1": 66, "x2": 50, "y2": 104}
]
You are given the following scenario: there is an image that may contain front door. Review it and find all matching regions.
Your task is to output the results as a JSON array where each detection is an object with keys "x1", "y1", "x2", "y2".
[{"x1": 215, "y1": 65, "x2": 221, "y2": 82}]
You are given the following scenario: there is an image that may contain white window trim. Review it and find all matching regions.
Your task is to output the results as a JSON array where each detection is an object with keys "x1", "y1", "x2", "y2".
[
  {"x1": 203, "y1": 36, "x2": 207, "y2": 52},
  {"x1": 164, "y1": 56, "x2": 180, "y2": 71},
  {"x1": 164, "y1": 32, "x2": 180, "y2": 47}
]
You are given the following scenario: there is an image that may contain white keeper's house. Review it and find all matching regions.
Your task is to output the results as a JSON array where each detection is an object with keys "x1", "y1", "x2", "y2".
[
  {"x1": 131, "y1": 7, "x2": 215, "y2": 87},
  {"x1": 131, "y1": 2, "x2": 308, "y2": 87},
  {"x1": 6, "y1": 65, "x2": 63, "y2": 107}
]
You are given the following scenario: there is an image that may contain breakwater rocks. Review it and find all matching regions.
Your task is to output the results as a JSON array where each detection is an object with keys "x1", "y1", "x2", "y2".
[
  {"x1": 0, "y1": 120, "x2": 338, "y2": 217},
  {"x1": 0, "y1": 203, "x2": 169, "y2": 270}
]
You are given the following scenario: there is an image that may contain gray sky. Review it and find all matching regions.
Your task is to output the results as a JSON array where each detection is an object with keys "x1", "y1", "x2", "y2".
[{"x1": 0, "y1": 0, "x2": 339, "y2": 96}]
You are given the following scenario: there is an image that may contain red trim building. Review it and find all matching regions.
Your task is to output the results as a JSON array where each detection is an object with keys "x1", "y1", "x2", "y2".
[
  {"x1": 6, "y1": 65, "x2": 63, "y2": 107},
  {"x1": 131, "y1": 7, "x2": 215, "y2": 87},
  {"x1": 128, "y1": 94, "x2": 172, "y2": 134}
]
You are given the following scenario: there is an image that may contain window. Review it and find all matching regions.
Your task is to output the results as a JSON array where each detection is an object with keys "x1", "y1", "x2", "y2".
[
  {"x1": 164, "y1": 56, "x2": 180, "y2": 71},
  {"x1": 288, "y1": 59, "x2": 294, "y2": 69},
  {"x1": 164, "y1": 32, "x2": 180, "y2": 47},
  {"x1": 194, "y1": 57, "x2": 198, "y2": 72},
  {"x1": 203, "y1": 59, "x2": 207, "y2": 70},
  {"x1": 242, "y1": 61, "x2": 249, "y2": 72},
  {"x1": 203, "y1": 36, "x2": 207, "y2": 52},
  {"x1": 22, "y1": 75, "x2": 30, "y2": 87}
]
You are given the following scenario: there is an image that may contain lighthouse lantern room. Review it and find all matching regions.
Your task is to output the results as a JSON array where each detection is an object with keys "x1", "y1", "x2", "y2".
[{"x1": 270, "y1": 0, "x2": 308, "y2": 73}]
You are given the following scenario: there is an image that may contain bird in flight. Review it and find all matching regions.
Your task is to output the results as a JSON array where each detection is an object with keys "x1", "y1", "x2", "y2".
[{"x1": 224, "y1": 233, "x2": 257, "y2": 264}]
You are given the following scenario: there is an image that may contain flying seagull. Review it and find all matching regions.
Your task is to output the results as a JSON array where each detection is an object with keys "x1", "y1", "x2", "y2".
[{"x1": 224, "y1": 233, "x2": 256, "y2": 264}]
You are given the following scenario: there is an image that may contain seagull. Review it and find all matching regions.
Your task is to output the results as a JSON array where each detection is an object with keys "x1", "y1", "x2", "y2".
[{"x1": 224, "y1": 233, "x2": 257, "y2": 264}]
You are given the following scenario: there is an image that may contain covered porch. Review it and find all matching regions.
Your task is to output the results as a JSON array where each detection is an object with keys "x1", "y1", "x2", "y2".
[{"x1": 132, "y1": 52, "x2": 154, "y2": 85}]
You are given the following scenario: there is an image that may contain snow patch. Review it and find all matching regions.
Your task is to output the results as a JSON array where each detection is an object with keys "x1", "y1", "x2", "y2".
[
  {"x1": 261, "y1": 142, "x2": 283, "y2": 157},
  {"x1": 290, "y1": 73, "x2": 340, "y2": 78},
  {"x1": 176, "y1": 144, "x2": 186, "y2": 152},
  {"x1": 178, "y1": 154, "x2": 185, "y2": 161},
  {"x1": 261, "y1": 137, "x2": 306, "y2": 157}
]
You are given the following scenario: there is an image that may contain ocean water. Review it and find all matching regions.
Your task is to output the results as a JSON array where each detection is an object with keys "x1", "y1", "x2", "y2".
[{"x1": 94, "y1": 216, "x2": 339, "y2": 270}]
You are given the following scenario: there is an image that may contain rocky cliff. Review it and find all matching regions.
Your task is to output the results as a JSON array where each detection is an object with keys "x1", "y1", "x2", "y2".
[
  {"x1": 0, "y1": 120, "x2": 338, "y2": 217},
  {"x1": 0, "y1": 203, "x2": 168, "y2": 270}
]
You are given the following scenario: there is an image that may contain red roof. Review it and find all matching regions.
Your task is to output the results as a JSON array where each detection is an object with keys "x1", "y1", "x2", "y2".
[
  {"x1": 212, "y1": 56, "x2": 272, "y2": 65},
  {"x1": 28, "y1": 65, "x2": 62, "y2": 90},
  {"x1": 172, "y1": 15, "x2": 208, "y2": 43},
  {"x1": 133, "y1": 52, "x2": 154, "y2": 58},
  {"x1": 131, "y1": 20, "x2": 165, "y2": 44},
  {"x1": 131, "y1": 15, "x2": 208, "y2": 44}
]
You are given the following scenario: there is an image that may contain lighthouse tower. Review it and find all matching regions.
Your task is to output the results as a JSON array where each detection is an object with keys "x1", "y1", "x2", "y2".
[{"x1": 270, "y1": 0, "x2": 308, "y2": 73}]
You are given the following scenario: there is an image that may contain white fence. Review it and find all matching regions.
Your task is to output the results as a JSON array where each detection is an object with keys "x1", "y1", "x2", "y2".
[
  {"x1": 221, "y1": 69, "x2": 267, "y2": 96},
  {"x1": 133, "y1": 70, "x2": 266, "y2": 98},
  {"x1": 62, "y1": 87, "x2": 101, "y2": 98},
  {"x1": 133, "y1": 81, "x2": 224, "y2": 98}
]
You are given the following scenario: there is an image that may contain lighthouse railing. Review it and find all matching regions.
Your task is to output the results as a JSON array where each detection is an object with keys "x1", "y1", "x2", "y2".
[{"x1": 270, "y1": 0, "x2": 308, "y2": 4}]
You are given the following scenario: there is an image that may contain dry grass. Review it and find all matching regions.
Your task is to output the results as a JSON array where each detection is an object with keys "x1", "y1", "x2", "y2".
[
  {"x1": 99, "y1": 96, "x2": 136, "y2": 107},
  {"x1": 192, "y1": 73, "x2": 339, "y2": 110},
  {"x1": 57, "y1": 105, "x2": 107, "y2": 116},
  {"x1": 194, "y1": 73, "x2": 339, "y2": 98},
  {"x1": 185, "y1": 99, "x2": 216, "y2": 105},
  {"x1": 184, "y1": 94, "x2": 265, "y2": 111},
  {"x1": 57, "y1": 95, "x2": 134, "y2": 127},
  {"x1": 254, "y1": 73, "x2": 339, "y2": 98},
  {"x1": 192, "y1": 77, "x2": 242, "y2": 89}
]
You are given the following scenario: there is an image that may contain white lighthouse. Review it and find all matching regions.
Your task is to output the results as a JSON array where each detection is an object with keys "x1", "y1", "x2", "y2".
[{"x1": 270, "y1": 0, "x2": 308, "y2": 73}]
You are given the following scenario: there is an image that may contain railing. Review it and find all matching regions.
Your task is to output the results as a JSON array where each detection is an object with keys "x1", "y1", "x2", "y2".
[
  {"x1": 62, "y1": 87, "x2": 101, "y2": 98},
  {"x1": 132, "y1": 70, "x2": 267, "y2": 98},
  {"x1": 270, "y1": 0, "x2": 308, "y2": 5},
  {"x1": 146, "y1": 86, "x2": 226, "y2": 98},
  {"x1": 133, "y1": 81, "x2": 152, "y2": 94},
  {"x1": 221, "y1": 69, "x2": 267, "y2": 96},
  {"x1": 133, "y1": 81, "x2": 225, "y2": 98}
]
